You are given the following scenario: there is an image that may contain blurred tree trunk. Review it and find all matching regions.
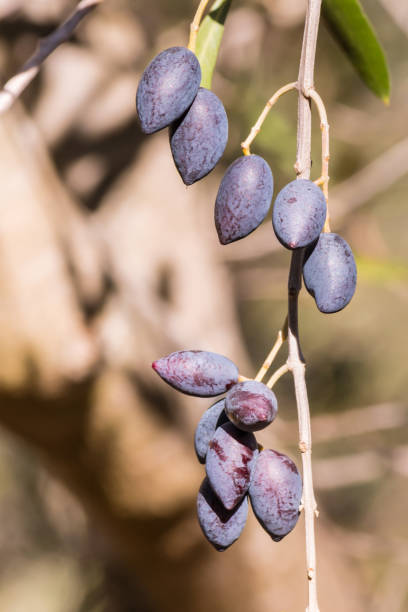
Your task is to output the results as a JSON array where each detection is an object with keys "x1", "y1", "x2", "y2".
[{"x1": 0, "y1": 104, "x2": 365, "y2": 612}]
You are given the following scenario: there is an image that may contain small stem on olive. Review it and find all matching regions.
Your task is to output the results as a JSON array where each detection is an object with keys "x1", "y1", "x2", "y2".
[
  {"x1": 254, "y1": 317, "x2": 288, "y2": 382},
  {"x1": 237, "y1": 374, "x2": 251, "y2": 382},
  {"x1": 266, "y1": 363, "x2": 290, "y2": 389},
  {"x1": 241, "y1": 83, "x2": 298, "y2": 155},
  {"x1": 308, "y1": 88, "x2": 331, "y2": 232},
  {"x1": 188, "y1": 0, "x2": 210, "y2": 53}
]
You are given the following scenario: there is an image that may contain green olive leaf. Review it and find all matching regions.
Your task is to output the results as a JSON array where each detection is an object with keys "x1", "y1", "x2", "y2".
[
  {"x1": 322, "y1": 0, "x2": 390, "y2": 103},
  {"x1": 195, "y1": 0, "x2": 232, "y2": 90}
]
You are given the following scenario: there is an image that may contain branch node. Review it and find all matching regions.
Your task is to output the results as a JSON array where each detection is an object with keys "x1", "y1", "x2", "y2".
[
  {"x1": 299, "y1": 441, "x2": 308, "y2": 453},
  {"x1": 294, "y1": 161, "x2": 304, "y2": 175},
  {"x1": 302, "y1": 85, "x2": 313, "y2": 98}
]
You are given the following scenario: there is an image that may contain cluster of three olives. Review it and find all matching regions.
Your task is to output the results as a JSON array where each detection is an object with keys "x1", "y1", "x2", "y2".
[{"x1": 215, "y1": 158, "x2": 356, "y2": 313}]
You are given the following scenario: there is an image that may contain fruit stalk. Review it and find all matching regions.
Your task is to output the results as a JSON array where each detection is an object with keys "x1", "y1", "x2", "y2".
[
  {"x1": 308, "y1": 88, "x2": 331, "y2": 232},
  {"x1": 240, "y1": 82, "x2": 297, "y2": 155},
  {"x1": 188, "y1": 0, "x2": 211, "y2": 52},
  {"x1": 289, "y1": 1, "x2": 322, "y2": 611},
  {"x1": 254, "y1": 317, "x2": 287, "y2": 382}
]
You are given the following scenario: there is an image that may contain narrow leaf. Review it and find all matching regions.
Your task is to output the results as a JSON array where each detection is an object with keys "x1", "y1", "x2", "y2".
[
  {"x1": 195, "y1": 0, "x2": 232, "y2": 90},
  {"x1": 322, "y1": 0, "x2": 390, "y2": 103}
]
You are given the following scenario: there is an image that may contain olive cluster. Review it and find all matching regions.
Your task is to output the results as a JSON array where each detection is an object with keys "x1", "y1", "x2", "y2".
[
  {"x1": 152, "y1": 351, "x2": 302, "y2": 551},
  {"x1": 135, "y1": 44, "x2": 356, "y2": 316},
  {"x1": 215, "y1": 165, "x2": 357, "y2": 313},
  {"x1": 136, "y1": 46, "x2": 228, "y2": 185},
  {"x1": 137, "y1": 26, "x2": 357, "y2": 554}
]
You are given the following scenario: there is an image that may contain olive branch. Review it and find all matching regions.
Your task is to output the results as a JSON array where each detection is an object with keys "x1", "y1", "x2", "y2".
[{"x1": 0, "y1": 0, "x2": 102, "y2": 115}]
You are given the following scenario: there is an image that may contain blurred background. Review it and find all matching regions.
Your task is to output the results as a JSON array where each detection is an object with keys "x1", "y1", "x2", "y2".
[{"x1": 0, "y1": 0, "x2": 407, "y2": 610}]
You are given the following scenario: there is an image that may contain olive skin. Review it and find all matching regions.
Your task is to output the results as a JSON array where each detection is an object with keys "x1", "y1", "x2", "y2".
[
  {"x1": 303, "y1": 232, "x2": 357, "y2": 313},
  {"x1": 272, "y1": 179, "x2": 326, "y2": 249},
  {"x1": 249, "y1": 449, "x2": 302, "y2": 541},
  {"x1": 170, "y1": 87, "x2": 228, "y2": 185},
  {"x1": 215, "y1": 155, "x2": 273, "y2": 245},
  {"x1": 136, "y1": 46, "x2": 201, "y2": 134}
]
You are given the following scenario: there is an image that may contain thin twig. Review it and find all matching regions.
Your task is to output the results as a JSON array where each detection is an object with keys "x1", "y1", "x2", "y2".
[
  {"x1": 308, "y1": 88, "x2": 331, "y2": 232},
  {"x1": 188, "y1": 0, "x2": 210, "y2": 53},
  {"x1": 254, "y1": 316, "x2": 287, "y2": 382},
  {"x1": 266, "y1": 363, "x2": 289, "y2": 389},
  {"x1": 0, "y1": 0, "x2": 102, "y2": 114},
  {"x1": 288, "y1": 1, "x2": 322, "y2": 611},
  {"x1": 241, "y1": 82, "x2": 298, "y2": 155}
]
